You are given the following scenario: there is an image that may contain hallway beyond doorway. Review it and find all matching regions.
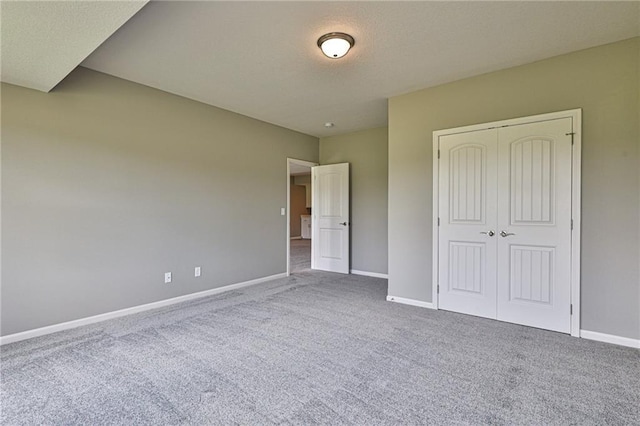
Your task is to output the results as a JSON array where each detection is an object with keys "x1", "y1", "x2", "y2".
[{"x1": 290, "y1": 238, "x2": 311, "y2": 272}]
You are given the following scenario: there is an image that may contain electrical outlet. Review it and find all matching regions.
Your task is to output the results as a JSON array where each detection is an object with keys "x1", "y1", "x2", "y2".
[
  {"x1": 164, "y1": 272, "x2": 172, "y2": 284},
  {"x1": 195, "y1": 267, "x2": 201, "y2": 277}
]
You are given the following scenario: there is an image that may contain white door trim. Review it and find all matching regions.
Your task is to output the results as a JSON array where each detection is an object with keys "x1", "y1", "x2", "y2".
[
  {"x1": 286, "y1": 158, "x2": 317, "y2": 276},
  {"x1": 570, "y1": 112, "x2": 582, "y2": 338},
  {"x1": 432, "y1": 109, "x2": 582, "y2": 337}
]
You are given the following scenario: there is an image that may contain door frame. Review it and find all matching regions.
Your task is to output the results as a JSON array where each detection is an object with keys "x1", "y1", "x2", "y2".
[
  {"x1": 286, "y1": 158, "x2": 317, "y2": 276},
  {"x1": 431, "y1": 109, "x2": 582, "y2": 337}
]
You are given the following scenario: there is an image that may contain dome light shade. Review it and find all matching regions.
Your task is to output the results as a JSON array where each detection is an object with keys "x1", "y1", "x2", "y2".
[{"x1": 317, "y1": 32, "x2": 354, "y2": 59}]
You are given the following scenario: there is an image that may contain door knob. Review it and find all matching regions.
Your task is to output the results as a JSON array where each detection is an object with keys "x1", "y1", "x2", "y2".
[
  {"x1": 339, "y1": 222, "x2": 348, "y2": 226},
  {"x1": 500, "y1": 230, "x2": 516, "y2": 237},
  {"x1": 480, "y1": 230, "x2": 495, "y2": 237}
]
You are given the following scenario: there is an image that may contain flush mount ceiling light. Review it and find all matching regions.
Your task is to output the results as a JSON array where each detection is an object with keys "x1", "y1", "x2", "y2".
[{"x1": 317, "y1": 32, "x2": 355, "y2": 59}]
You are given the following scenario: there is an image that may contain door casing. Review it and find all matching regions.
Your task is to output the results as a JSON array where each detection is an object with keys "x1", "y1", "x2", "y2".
[{"x1": 432, "y1": 109, "x2": 582, "y2": 337}]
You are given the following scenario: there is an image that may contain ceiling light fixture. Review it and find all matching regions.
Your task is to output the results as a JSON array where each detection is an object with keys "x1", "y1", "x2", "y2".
[
  {"x1": 317, "y1": 32, "x2": 354, "y2": 59},
  {"x1": 324, "y1": 122, "x2": 335, "y2": 128}
]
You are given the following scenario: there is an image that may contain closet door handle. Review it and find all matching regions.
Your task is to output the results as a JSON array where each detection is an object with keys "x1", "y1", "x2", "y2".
[
  {"x1": 480, "y1": 231, "x2": 495, "y2": 237},
  {"x1": 500, "y1": 231, "x2": 516, "y2": 237}
]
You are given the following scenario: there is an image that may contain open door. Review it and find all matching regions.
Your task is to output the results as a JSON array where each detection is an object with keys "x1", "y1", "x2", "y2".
[{"x1": 312, "y1": 163, "x2": 350, "y2": 274}]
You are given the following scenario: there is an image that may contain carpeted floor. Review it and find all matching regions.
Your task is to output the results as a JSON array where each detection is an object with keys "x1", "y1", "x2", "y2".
[
  {"x1": 1, "y1": 271, "x2": 639, "y2": 425},
  {"x1": 290, "y1": 238, "x2": 311, "y2": 272}
]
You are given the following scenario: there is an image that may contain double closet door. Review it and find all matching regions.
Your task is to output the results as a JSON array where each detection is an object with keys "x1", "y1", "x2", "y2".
[{"x1": 438, "y1": 117, "x2": 574, "y2": 333}]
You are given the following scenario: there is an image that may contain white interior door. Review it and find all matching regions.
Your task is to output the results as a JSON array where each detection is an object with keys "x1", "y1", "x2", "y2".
[
  {"x1": 312, "y1": 163, "x2": 350, "y2": 274},
  {"x1": 438, "y1": 129, "x2": 498, "y2": 319},
  {"x1": 437, "y1": 116, "x2": 574, "y2": 333},
  {"x1": 496, "y1": 118, "x2": 573, "y2": 333}
]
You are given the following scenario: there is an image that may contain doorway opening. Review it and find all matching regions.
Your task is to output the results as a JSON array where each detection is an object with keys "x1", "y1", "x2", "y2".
[{"x1": 287, "y1": 158, "x2": 316, "y2": 275}]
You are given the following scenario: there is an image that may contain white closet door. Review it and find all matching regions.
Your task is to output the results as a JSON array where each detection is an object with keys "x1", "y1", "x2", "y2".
[
  {"x1": 496, "y1": 118, "x2": 573, "y2": 333},
  {"x1": 438, "y1": 129, "x2": 498, "y2": 319}
]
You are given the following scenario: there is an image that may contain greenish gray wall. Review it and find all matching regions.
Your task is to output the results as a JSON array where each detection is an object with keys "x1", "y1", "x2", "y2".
[
  {"x1": 1, "y1": 67, "x2": 318, "y2": 336},
  {"x1": 320, "y1": 127, "x2": 388, "y2": 275},
  {"x1": 293, "y1": 175, "x2": 311, "y2": 186},
  {"x1": 388, "y1": 37, "x2": 640, "y2": 339}
]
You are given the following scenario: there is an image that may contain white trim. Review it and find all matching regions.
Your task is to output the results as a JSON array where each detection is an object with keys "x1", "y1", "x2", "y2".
[
  {"x1": 286, "y1": 158, "x2": 317, "y2": 276},
  {"x1": 432, "y1": 109, "x2": 582, "y2": 335},
  {"x1": 387, "y1": 295, "x2": 436, "y2": 310},
  {"x1": 432, "y1": 109, "x2": 583, "y2": 138},
  {"x1": 290, "y1": 236, "x2": 302, "y2": 240},
  {"x1": 570, "y1": 111, "x2": 582, "y2": 337},
  {"x1": 580, "y1": 330, "x2": 640, "y2": 349},
  {"x1": 432, "y1": 128, "x2": 440, "y2": 310},
  {"x1": 0, "y1": 273, "x2": 286, "y2": 346},
  {"x1": 350, "y1": 269, "x2": 388, "y2": 279}
]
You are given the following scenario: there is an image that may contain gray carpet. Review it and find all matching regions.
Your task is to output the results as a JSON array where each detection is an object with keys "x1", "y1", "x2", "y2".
[
  {"x1": 290, "y1": 238, "x2": 311, "y2": 272},
  {"x1": 1, "y1": 271, "x2": 639, "y2": 425}
]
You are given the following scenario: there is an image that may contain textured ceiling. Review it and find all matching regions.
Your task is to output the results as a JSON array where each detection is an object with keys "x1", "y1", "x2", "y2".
[
  {"x1": 80, "y1": 1, "x2": 640, "y2": 137},
  {"x1": 3, "y1": 2, "x2": 639, "y2": 137},
  {"x1": 0, "y1": 0, "x2": 147, "y2": 92}
]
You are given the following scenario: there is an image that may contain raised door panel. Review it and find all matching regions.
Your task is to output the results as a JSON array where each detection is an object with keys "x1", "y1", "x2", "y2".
[
  {"x1": 511, "y1": 138, "x2": 554, "y2": 224},
  {"x1": 509, "y1": 245, "x2": 554, "y2": 305},
  {"x1": 450, "y1": 145, "x2": 484, "y2": 223},
  {"x1": 319, "y1": 173, "x2": 343, "y2": 217},
  {"x1": 449, "y1": 242, "x2": 484, "y2": 295},
  {"x1": 319, "y1": 229, "x2": 343, "y2": 260}
]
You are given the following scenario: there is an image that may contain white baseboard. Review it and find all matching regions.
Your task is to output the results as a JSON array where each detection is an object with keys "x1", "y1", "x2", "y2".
[
  {"x1": 386, "y1": 295, "x2": 436, "y2": 310},
  {"x1": 0, "y1": 272, "x2": 287, "y2": 346},
  {"x1": 290, "y1": 236, "x2": 302, "y2": 240},
  {"x1": 350, "y1": 269, "x2": 388, "y2": 279},
  {"x1": 580, "y1": 330, "x2": 640, "y2": 349}
]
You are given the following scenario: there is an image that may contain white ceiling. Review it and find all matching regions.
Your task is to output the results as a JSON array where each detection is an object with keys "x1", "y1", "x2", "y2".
[
  {"x1": 0, "y1": 0, "x2": 147, "y2": 92},
  {"x1": 3, "y1": 2, "x2": 639, "y2": 137}
]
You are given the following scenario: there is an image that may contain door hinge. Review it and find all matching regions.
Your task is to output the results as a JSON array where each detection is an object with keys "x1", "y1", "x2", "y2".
[
  {"x1": 437, "y1": 284, "x2": 440, "y2": 294},
  {"x1": 571, "y1": 219, "x2": 573, "y2": 230},
  {"x1": 570, "y1": 304, "x2": 573, "y2": 315},
  {"x1": 437, "y1": 217, "x2": 440, "y2": 226},
  {"x1": 437, "y1": 149, "x2": 440, "y2": 159},
  {"x1": 566, "y1": 132, "x2": 575, "y2": 145}
]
